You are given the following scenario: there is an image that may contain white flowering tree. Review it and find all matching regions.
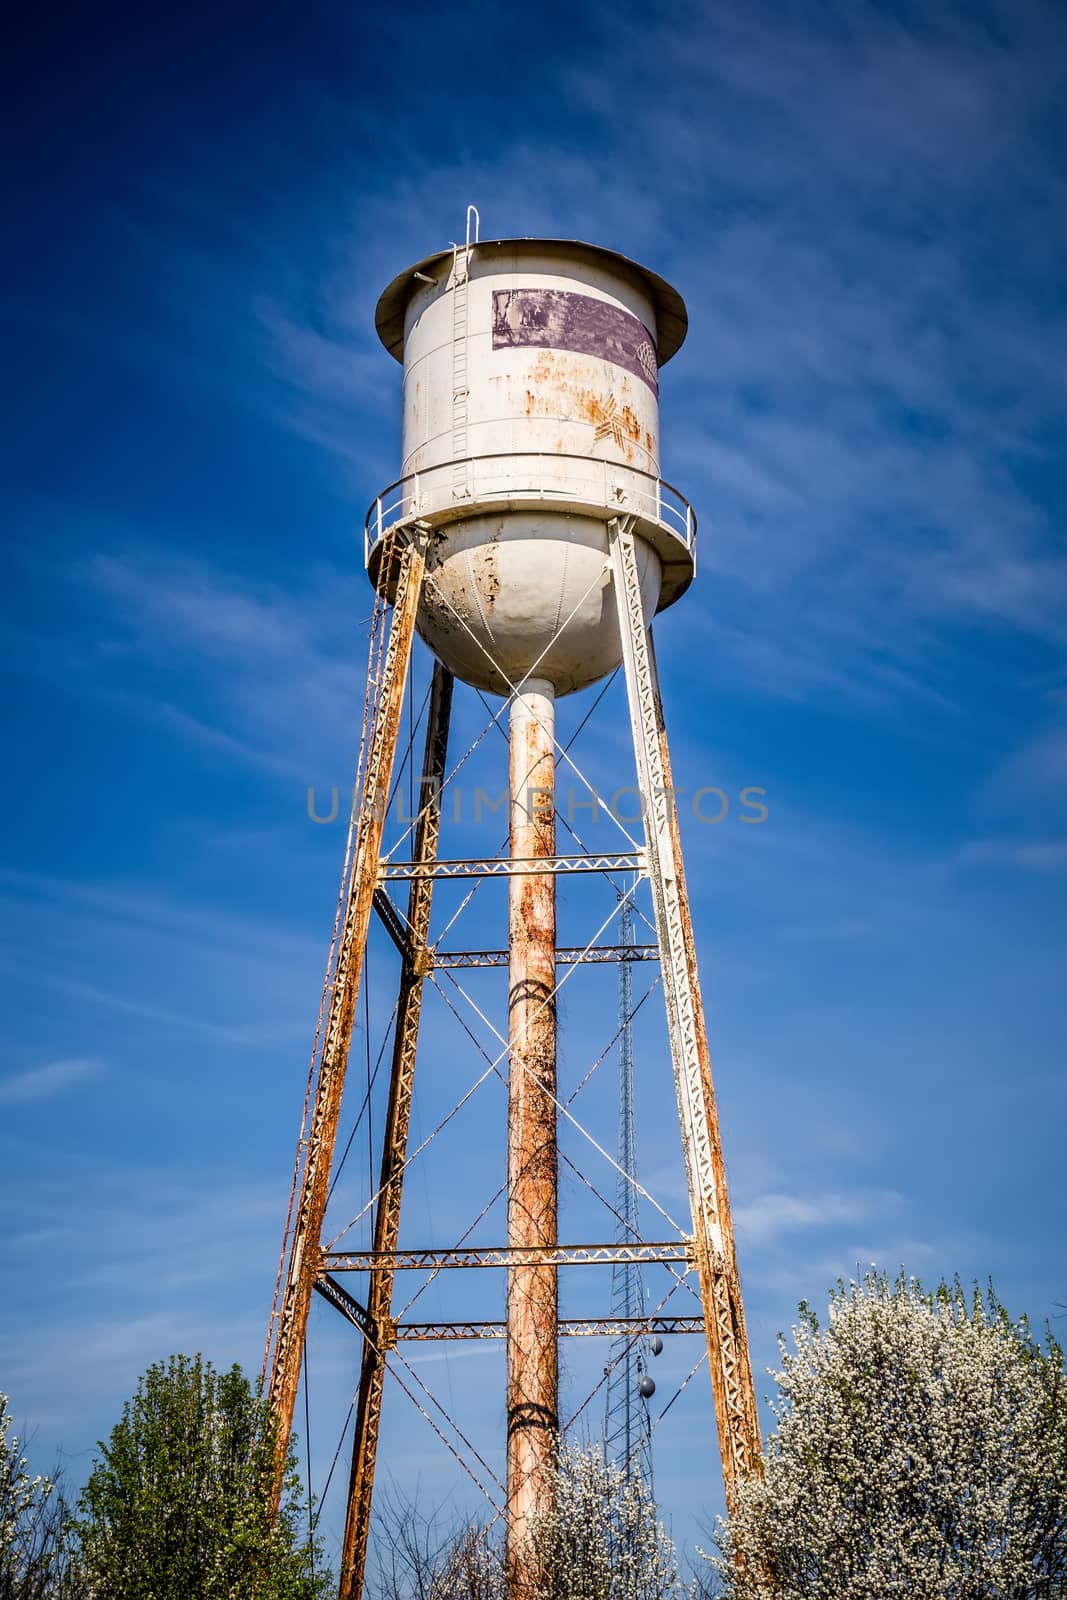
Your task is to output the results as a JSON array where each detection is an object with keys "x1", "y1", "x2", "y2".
[
  {"x1": 370, "y1": 1440, "x2": 692, "y2": 1600},
  {"x1": 710, "y1": 1272, "x2": 1067, "y2": 1599},
  {"x1": 530, "y1": 1441, "x2": 688, "y2": 1600},
  {"x1": 0, "y1": 1390, "x2": 73, "y2": 1599}
]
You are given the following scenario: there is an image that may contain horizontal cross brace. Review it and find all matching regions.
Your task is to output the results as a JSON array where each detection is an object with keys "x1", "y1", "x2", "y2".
[
  {"x1": 432, "y1": 944, "x2": 660, "y2": 970},
  {"x1": 391, "y1": 1316, "x2": 705, "y2": 1341},
  {"x1": 378, "y1": 853, "x2": 645, "y2": 881},
  {"x1": 324, "y1": 1241, "x2": 692, "y2": 1272}
]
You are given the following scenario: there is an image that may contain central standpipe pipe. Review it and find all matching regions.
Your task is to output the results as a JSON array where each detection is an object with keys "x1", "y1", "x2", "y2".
[{"x1": 506, "y1": 679, "x2": 559, "y2": 1600}]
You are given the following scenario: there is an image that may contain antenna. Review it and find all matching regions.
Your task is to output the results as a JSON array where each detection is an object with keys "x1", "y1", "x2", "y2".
[{"x1": 604, "y1": 884, "x2": 657, "y2": 1490}]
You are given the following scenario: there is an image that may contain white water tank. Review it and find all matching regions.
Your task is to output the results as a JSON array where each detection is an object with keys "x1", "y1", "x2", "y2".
[{"x1": 366, "y1": 234, "x2": 695, "y2": 697}]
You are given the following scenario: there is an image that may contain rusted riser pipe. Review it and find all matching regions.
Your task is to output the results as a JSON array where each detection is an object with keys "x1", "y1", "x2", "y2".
[{"x1": 506, "y1": 678, "x2": 558, "y2": 1600}]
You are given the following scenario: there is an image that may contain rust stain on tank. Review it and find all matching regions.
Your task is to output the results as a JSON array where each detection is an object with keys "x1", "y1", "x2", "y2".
[
  {"x1": 517, "y1": 351, "x2": 654, "y2": 465},
  {"x1": 618, "y1": 403, "x2": 642, "y2": 443},
  {"x1": 573, "y1": 388, "x2": 601, "y2": 423},
  {"x1": 477, "y1": 524, "x2": 503, "y2": 612},
  {"x1": 529, "y1": 351, "x2": 557, "y2": 386}
]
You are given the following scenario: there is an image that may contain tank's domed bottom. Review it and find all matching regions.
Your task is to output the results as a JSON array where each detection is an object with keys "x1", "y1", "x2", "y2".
[{"x1": 412, "y1": 512, "x2": 661, "y2": 698}]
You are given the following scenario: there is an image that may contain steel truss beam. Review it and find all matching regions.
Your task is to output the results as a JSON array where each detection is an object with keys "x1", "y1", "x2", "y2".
[
  {"x1": 266, "y1": 531, "x2": 426, "y2": 1512},
  {"x1": 390, "y1": 1316, "x2": 704, "y2": 1341},
  {"x1": 324, "y1": 1241, "x2": 692, "y2": 1271},
  {"x1": 365, "y1": 909, "x2": 660, "y2": 970},
  {"x1": 378, "y1": 852, "x2": 644, "y2": 881},
  {"x1": 433, "y1": 943, "x2": 660, "y2": 970},
  {"x1": 608, "y1": 518, "x2": 762, "y2": 1507},
  {"x1": 340, "y1": 662, "x2": 454, "y2": 1600},
  {"x1": 313, "y1": 1274, "x2": 701, "y2": 1344}
]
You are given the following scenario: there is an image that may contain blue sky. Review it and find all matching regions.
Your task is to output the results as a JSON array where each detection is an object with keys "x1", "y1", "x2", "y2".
[{"x1": 3, "y1": 0, "x2": 1066, "y2": 1575}]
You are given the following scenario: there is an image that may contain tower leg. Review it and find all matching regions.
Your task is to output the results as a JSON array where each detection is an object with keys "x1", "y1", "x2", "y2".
[
  {"x1": 608, "y1": 520, "x2": 762, "y2": 1508},
  {"x1": 339, "y1": 663, "x2": 453, "y2": 1599},
  {"x1": 506, "y1": 679, "x2": 559, "y2": 1599},
  {"x1": 267, "y1": 533, "x2": 426, "y2": 1510}
]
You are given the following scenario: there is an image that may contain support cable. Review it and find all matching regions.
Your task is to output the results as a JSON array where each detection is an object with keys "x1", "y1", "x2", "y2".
[
  {"x1": 311, "y1": 1400, "x2": 355, "y2": 1534},
  {"x1": 427, "y1": 886, "x2": 689, "y2": 1237},
  {"x1": 325, "y1": 1058, "x2": 502, "y2": 1250},
  {"x1": 395, "y1": 1176, "x2": 508, "y2": 1320},
  {"x1": 467, "y1": 1264, "x2": 679, "y2": 1575},
  {"x1": 652, "y1": 1349, "x2": 709, "y2": 1430},
  {"x1": 382, "y1": 560, "x2": 643, "y2": 860},
  {"x1": 559, "y1": 1149, "x2": 701, "y2": 1308},
  {"x1": 343, "y1": 1324, "x2": 505, "y2": 1515},
  {"x1": 326, "y1": 879, "x2": 687, "y2": 1250},
  {"x1": 392, "y1": 974, "x2": 683, "y2": 1325},
  {"x1": 427, "y1": 673, "x2": 623, "y2": 954},
  {"x1": 325, "y1": 992, "x2": 400, "y2": 1209},
  {"x1": 564, "y1": 975, "x2": 661, "y2": 1107},
  {"x1": 391, "y1": 1346, "x2": 506, "y2": 1498},
  {"x1": 392, "y1": 975, "x2": 660, "y2": 1320},
  {"x1": 386, "y1": 663, "x2": 652, "y2": 969},
  {"x1": 474, "y1": 673, "x2": 660, "y2": 944},
  {"x1": 381, "y1": 676, "x2": 432, "y2": 825},
  {"x1": 563, "y1": 1282, "x2": 686, "y2": 1435},
  {"x1": 421, "y1": 559, "x2": 644, "y2": 842}
]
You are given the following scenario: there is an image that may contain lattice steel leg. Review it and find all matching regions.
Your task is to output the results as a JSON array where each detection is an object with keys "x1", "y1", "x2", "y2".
[
  {"x1": 267, "y1": 532, "x2": 427, "y2": 1510},
  {"x1": 339, "y1": 663, "x2": 453, "y2": 1600},
  {"x1": 608, "y1": 519, "x2": 762, "y2": 1509}
]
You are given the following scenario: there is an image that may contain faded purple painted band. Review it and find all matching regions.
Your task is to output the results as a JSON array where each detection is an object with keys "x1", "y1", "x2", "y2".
[{"x1": 491, "y1": 289, "x2": 659, "y2": 396}]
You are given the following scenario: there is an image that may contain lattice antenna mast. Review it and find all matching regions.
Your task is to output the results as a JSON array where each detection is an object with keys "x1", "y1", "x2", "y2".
[{"x1": 605, "y1": 888, "x2": 654, "y2": 1486}]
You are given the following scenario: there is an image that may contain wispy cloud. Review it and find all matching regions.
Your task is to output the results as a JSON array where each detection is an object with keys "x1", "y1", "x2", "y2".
[
  {"x1": 0, "y1": 1169, "x2": 282, "y2": 1435},
  {"x1": 13, "y1": 3, "x2": 1059, "y2": 727},
  {"x1": 733, "y1": 1188, "x2": 903, "y2": 1246},
  {"x1": 240, "y1": 0, "x2": 1067, "y2": 712},
  {"x1": 981, "y1": 714, "x2": 1067, "y2": 808},
  {"x1": 955, "y1": 837, "x2": 1067, "y2": 872},
  {"x1": 0, "y1": 1056, "x2": 101, "y2": 1105},
  {"x1": 10, "y1": 546, "x2": 372, "y2": 782},
  {"x1": 0, "y1": 867, "x2": 327, "y2": 1053}
]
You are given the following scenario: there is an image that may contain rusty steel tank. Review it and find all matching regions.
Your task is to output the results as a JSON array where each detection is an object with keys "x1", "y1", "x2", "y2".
[{"x1": 366, "y1": 233, "x2": 696, "y2": 697}]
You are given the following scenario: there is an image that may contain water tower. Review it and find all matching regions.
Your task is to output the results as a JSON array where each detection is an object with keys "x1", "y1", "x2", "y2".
[{"x1": 263, "y1": 212, "x2": 761, "y2": 1599}]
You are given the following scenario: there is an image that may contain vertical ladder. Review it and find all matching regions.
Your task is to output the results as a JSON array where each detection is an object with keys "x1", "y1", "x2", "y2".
[
  {"x1": 451, "y1": 243, "x2": 471, "y2": 500},
  {"x1": 451, "y1": 207, "x2": 478, "y2": 503}
]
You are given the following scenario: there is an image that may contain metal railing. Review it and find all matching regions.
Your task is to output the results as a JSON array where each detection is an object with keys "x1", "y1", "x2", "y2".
[{"x1": 364, "y1": 451, "x2": 696, "y2": 565}]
